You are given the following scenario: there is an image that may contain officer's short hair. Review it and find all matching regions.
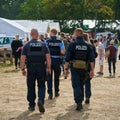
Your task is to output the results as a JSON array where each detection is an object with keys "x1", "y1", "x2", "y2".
[
  {"x1": 51, "y1": 29, "x2": 58, "y2": 35},
  {"x1": 30, "y1": 29, "x2": 39, "y2": 36},
  {"x1": 74, "y1": 28, "x2": 83, "y2": 34}
]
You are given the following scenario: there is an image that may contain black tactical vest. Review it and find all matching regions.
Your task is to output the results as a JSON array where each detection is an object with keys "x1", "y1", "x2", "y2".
[
  {"x1": 47, "y1": 39, "x2": 61, "y2": 56},
  {"x1": 72, "y1": 41, "x2": 89, "y2": 61},
  {"x1": 27, "y1": 41, "x2": 46, "y2": 64}
]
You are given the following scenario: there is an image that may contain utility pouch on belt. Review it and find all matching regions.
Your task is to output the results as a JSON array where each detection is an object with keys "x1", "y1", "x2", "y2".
[{"x1": 72, "y1": 60, "x2": 87, "y2": 70}]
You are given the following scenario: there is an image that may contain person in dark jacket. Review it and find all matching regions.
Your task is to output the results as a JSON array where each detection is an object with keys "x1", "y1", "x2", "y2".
[
  {"x1": 106, "y1": 40, "x2": 117, "y2": 77},
  {"x1": 11, "y1": 34, "x2": 23, "y2": 69}
]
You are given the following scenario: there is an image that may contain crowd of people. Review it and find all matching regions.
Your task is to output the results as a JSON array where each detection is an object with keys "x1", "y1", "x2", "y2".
[
  {"x1": 96, "y1": 33, "x2": 119, "y2": 77},
  {"x1": 10, "y1": 28, "x2": 120, "y2": 113}
]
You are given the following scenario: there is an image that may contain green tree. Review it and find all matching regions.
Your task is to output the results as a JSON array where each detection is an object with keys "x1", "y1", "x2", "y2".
[
  {"x1": 0, "y1": 0, "x2": 25, "y2": 19},
  {"x1": 17, "y1": 0, "x2": 120, "y2": 33},
  {"x1": 18, "y1": 0, "x2": 45, "y2": 19},
  {"x1": 19, "y1": 0, "x2": 114, "y2": 20}
]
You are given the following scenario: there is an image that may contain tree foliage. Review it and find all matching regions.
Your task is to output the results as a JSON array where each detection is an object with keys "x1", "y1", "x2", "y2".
[
  {"x1": 18, "y1": 0, "x2": 115, "y2": 20},
  {"x1": 0, "y1": 0, "x2": 25, "y2": 19}
]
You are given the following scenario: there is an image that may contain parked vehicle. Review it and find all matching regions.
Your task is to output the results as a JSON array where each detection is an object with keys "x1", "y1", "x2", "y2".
[{"x1": 0, "y1": 36, "x2": 15, "y2": 50}]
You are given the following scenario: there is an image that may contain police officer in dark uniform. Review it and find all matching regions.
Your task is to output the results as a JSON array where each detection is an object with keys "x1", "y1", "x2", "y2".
[
  {"x1": 64, "y1": 28, "x2": 94, "y2": 111},
  {"x1": 46, "y1": 29, "x2": 65, "y2": 99},
  {"x1": 20, "y1": 29, "x2": 51, "y2": 113}
]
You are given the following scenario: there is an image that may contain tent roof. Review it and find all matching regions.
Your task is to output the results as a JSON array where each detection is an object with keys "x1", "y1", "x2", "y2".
[
  {"x1": 0, "y1": 18, "x2": 27, "y2": 37},
  {"x1": 14, "y1": 20, "x2": 49, "y2": 34}
]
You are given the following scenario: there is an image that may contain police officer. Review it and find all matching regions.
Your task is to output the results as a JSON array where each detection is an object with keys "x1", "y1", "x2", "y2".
[
  {"x1": 20, "y1": 29, "x2": 51, "y2": 113},
  {"x1": 46, "y1": 29, "x2": 65, "y2": 99},
  {"x1": 64, "y1": 28, "x2": 94, "y2": 111}
]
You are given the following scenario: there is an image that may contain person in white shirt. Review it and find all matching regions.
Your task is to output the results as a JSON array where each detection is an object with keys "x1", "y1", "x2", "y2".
[{"x1": 97, "y1": 38, "x2": 105, "y2": 75}]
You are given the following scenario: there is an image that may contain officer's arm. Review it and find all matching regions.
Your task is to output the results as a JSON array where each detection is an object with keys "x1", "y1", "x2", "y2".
[
  {"x1": 20, "y1": 55, "x2": 26, "y2": 70},
  {"x1": 45, "y1": 53, "x2": 51, "y2": 69},
  {"x1": 20, "y1": 44, "x2": 27, "y2": 70},
  {"x1": 64, "y1": 44, "x2": 72, "y2": 76},
  {"x1": 89, "y1": 62, "x2": 94, "y2": 78},
  {"x1": 61, "y1": 49, "x2": 65, "y2": 55},
  {"x1": 60, "y1": 41, "x2": 66, "y2": 55},
  {"x1": 45, "y1": 53, "x2": 51, "y2": 75},
  {"x1": 90, "y1": 62, "x2": 94, "y2": 71},
  {"x1": 89, "y1": 46, "x2": 95, "y2": 78}
]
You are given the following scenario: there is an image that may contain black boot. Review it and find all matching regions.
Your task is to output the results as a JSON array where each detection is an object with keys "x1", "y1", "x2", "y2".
[
  {"x1": 76, "y1": 103, "x2": 83, "y2": 111},
  {"x1": 55, "y1": 93, "x2": 60, "y2": 97},
  {"x1": 48, "y1": 94, "x2": 53, "y2": 99},
  {"x1": 37, "y1": 101, "x2": 45, "y2": 113},
  {"x1": 28, "y1": 106, "x2": 35, "y2": 111},
  {"x1": 85, "y1": 98, "x2": 90, "y2": 104}
]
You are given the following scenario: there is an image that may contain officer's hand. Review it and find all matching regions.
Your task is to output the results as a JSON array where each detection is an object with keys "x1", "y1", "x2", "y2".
[
  {"x1": 46, "y1": 68, "x2": 51, "y2": 74},
  {"x1": 64, "y1": 70, "x2": 70, "y2": 79},
  {"x1": 22, "y1": 70, "x2": 27, "y2": 76},
  {"x1": 90, "y1": 70, "x2": 94, "y2": 78}
]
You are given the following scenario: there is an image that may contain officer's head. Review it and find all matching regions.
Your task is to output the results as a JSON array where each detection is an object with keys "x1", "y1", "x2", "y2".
[
  {"x1": 74, "y1": 28, "x2": 83, "y2": 38},
  {"x1": 30, "y1": 29, "x2": 39, "y2": 40},
  {"x1": 50, "y1": 29, "x2": 58, "y2": 36}
]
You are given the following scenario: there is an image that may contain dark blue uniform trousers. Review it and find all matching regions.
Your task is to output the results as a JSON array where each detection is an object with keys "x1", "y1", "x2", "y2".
[
  {"x1": 84, "y1": 77, "x2": 91, "y2": 99},
  {"x1": 27, "y1": 63, "x2": 46, "y2": 108},
  {"x1": 47, "y1": 58, "x2": 61, "y2": 95},
  {"x1": 70, "y1": 67, "x2": 84, "y2": 104}
]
